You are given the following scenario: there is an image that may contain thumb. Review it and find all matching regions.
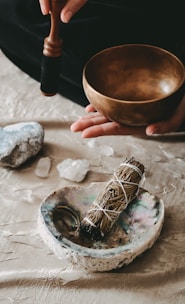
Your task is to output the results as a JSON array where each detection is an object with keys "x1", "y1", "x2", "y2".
[
  {"x1": 61, "y1": 0, "x2": 87, "y2": 23},
  {"x1": 146, "y1": 94, "x2": 185, "y2": 135}
]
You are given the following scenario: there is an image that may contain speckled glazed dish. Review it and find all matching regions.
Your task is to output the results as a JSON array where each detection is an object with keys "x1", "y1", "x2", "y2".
[{"x1": 38, "y1": 183, "x2": 164, "y2": 272}]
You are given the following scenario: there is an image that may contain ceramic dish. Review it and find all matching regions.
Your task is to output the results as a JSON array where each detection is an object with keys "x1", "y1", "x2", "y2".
[{"x1": 38, "y1": 182, "x2": 164, "y2": 272}]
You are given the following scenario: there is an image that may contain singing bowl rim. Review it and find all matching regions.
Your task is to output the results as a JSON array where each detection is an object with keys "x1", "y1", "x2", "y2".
[{"x1": 83, "y1": 44, "x2": 185, "y2": 104}]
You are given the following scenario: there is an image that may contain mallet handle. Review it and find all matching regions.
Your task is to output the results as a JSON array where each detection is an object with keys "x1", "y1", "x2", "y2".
[{"x1": 43, "y1": 0, "x2": 66, "y2": 57}]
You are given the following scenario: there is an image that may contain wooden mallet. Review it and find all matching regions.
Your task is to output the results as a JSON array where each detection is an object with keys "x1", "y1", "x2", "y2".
[{"x1": 40, "y1": 0, "x2": 66, "y2": 96}]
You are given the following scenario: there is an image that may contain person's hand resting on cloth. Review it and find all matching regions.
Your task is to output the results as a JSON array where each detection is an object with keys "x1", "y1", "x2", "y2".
[{"x1": 71, "y1": 94, "x2": 185, "y2": 137}]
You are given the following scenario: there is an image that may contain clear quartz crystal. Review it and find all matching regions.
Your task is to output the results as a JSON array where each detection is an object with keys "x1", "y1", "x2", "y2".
[
  {"x1": 87, "y1": 138, "x2": 114, "y2": 156},
  {"x1": 56, "y1": 158, "x2": 89, "y2": 182},
  {"x1": 34, "y1": 157, "x2": 51, "y2": 178}
]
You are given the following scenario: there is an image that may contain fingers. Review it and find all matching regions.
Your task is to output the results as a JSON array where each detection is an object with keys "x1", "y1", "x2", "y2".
[
  {"x1": 146, "y1": 94, "x2": 185, "y2": 135},
  {"x1": 80, "y1": 122, "x2": 146, "y2": 138},
  {"x1": 80, "y1": 95, "x2": 185, "y2": 137},
  {"x1": 85, "y1": 104, "x2": 96, "y2": 113},
  {"x1": 39, "y1": 0, "x2": 87, "y2": 23},
  {"x1": 71, "y1": 112, "x2": 109, "y2": 133},
  {"x1": 60, "y1": 0, "x2": 87, "y2": 23},
  {"x1": 39, "y1": 0, "x2": 50, "y2": 15},
  {"x1": 71, "y1": 113, "x2": 146, "y2": 137}
]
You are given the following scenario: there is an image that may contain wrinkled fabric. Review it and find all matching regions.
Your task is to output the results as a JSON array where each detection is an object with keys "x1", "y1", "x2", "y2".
[{"x1": 0, "y1": 50, "x2": 185, "y2": 304}]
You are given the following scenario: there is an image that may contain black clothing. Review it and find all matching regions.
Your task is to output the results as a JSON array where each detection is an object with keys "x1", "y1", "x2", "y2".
[{"x1": 0, "y1": 0, "x2": 184, "y2": 106}]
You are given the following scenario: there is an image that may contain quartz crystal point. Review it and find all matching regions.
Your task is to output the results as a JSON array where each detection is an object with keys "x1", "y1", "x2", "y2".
[{"x1": 34, "y1": 157, "x2": 51, "y2": 178}]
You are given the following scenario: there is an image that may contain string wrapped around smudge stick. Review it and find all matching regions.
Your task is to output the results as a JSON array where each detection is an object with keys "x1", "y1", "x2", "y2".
[{"x1": 80, "y1": 158, "x2": 145, "y2": 241}]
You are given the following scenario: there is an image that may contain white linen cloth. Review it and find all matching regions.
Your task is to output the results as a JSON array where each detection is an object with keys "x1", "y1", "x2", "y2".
[{"x1": 0, "y1": 50, "x2": 184, "y2": 304}]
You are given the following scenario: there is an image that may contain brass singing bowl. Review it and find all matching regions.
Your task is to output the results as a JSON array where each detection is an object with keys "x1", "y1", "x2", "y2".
[{"x1": 83, "y1": 44, "x2": 185, "y2": 126}]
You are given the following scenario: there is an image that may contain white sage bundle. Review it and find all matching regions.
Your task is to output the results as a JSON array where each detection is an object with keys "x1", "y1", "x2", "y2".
[{"x1": 80, "y1": 157, "x2": 145, "y2": 240}]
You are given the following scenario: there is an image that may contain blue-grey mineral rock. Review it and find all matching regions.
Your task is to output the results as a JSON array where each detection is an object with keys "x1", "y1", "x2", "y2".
[{"x1": 0, "y1": 122, "x2": 44, "y2": 168}]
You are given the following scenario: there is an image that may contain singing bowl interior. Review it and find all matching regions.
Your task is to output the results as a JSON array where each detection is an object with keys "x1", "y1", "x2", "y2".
[{"x1": 83, "y1": 44, "x2": 185, "y2": 126}]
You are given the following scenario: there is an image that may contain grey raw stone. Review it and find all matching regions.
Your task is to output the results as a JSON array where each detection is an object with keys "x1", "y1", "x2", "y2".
[{"x1": 0, "y1": 121, "x2": 44, "y2": 168}]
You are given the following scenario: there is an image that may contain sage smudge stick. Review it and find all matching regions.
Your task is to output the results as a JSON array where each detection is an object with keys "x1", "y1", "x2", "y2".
[{"x1": 80, "y1": 158, "x2": 145, "y2": 240}]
